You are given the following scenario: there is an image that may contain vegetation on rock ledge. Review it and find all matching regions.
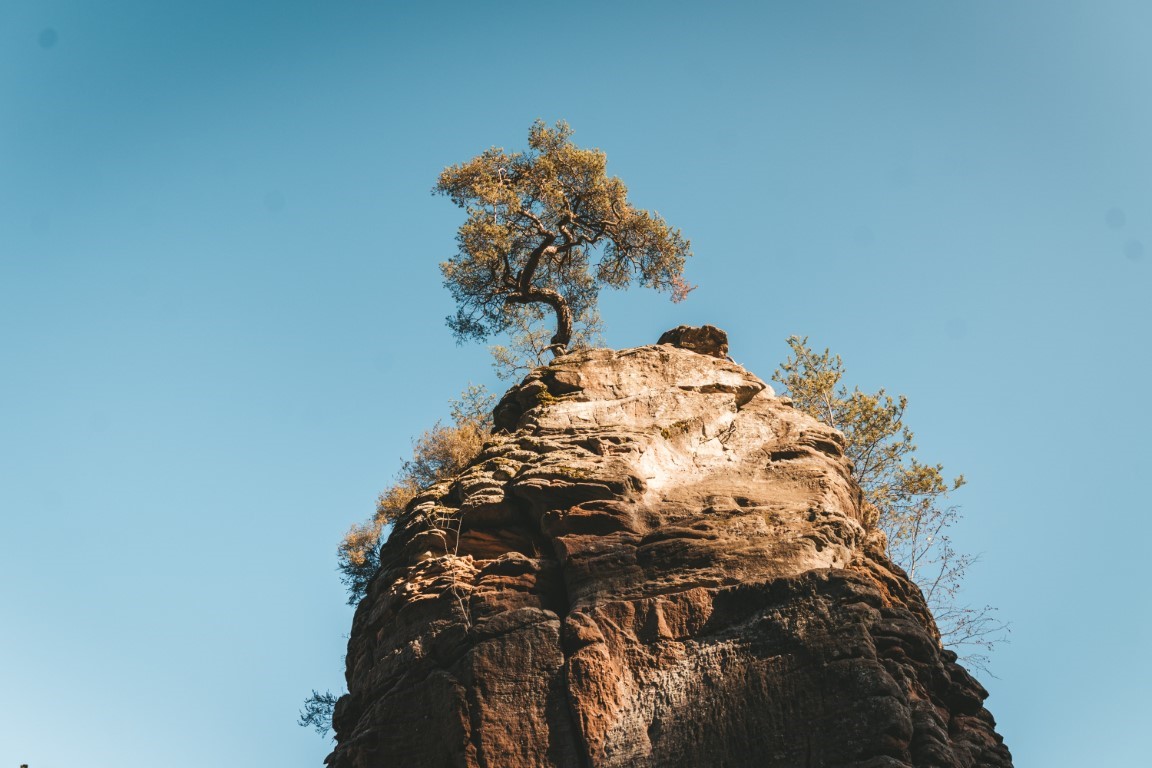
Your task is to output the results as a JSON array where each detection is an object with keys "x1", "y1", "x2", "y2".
[
  {"x1": 774, "y1": 335, "x2": 1007, "y2": 669},
  {"x1": 336, "y1": 385, "x2": 495, "y2": 604}
]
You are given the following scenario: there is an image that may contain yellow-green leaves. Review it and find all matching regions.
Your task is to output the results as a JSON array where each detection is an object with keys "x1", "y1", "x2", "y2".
[
  {"x1": 336, "y1": 385, "x2": 496, "y2": 604},
  {"x1": 774, "y1": 336, "x2": 1005, "y2": 670},
  {"x1": 435, "y1": 120, "x2": 692, "y2": 355}
]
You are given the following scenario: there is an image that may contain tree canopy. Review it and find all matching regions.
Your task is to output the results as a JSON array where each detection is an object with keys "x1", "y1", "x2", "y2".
[{"x1": 436, "y1": 120, "x2": 693, "y2": 355}]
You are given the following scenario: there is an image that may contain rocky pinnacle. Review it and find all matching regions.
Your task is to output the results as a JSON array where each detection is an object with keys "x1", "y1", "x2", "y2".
[{"x1": 327, "y1": 327, "x2": 1012, "y2": 768}]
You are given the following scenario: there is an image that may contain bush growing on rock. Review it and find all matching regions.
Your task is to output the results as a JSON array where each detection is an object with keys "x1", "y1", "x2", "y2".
[
  {"x1": 774, "y1": 335, "x2": 1007, "y2": 668},
  {"x1": 298, "y1": 690, "x2": 338, "y2": 737},
  {"x1": 336, "y1": 385, "x2": 495, "y2": 604}
]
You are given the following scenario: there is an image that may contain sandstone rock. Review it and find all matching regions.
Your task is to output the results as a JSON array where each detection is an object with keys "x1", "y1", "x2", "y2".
[
  {"x1": 328, "y1": 333, "x2": 1012, "y2": 768},
  {"x1": 656, "y1": 324, "x2": 730, "y2": 358}
]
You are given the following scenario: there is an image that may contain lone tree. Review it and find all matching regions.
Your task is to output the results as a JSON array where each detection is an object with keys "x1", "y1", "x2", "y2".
[{"x1": 436, "y1": 120, "x2": 693, "y2": 356}]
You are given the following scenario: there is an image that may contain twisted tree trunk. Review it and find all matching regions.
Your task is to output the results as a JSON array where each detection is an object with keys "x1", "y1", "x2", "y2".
[{"x1": 507, "y1": 289, "x2": 572, "y2": 356}]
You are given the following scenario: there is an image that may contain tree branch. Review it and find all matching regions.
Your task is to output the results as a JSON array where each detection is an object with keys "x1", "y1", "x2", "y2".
[{"x1": 518, "y1": 235, "x2": 557, "y2": 295}]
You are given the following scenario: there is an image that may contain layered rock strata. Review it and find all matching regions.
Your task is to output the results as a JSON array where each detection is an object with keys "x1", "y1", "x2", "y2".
[{"x1": 328, "y1": 330, "x2": 1012, "y2": 768}]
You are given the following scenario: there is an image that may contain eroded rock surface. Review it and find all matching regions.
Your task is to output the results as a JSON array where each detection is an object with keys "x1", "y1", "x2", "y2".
[
  {"x1": 656, "y1": 324, "x2": 730, "y2": 358},
  {"x1": 328, "y1": 330, "x2": 1012, "y2": 768}
]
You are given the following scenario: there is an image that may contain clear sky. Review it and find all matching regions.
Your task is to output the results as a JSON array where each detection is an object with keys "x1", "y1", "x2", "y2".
[{"x1": 2, "y1": 1, "x2": 1149, "y2": 765}]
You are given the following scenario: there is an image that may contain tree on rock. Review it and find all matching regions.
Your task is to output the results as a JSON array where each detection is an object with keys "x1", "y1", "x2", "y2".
[{"x1": 436, "y1": 120, "x2": 694, "y2": 356}]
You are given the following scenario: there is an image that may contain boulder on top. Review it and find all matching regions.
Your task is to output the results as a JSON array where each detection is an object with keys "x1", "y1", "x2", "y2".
[{"x1": 657, "y1": 324, "x2": 730, "y2": 358}]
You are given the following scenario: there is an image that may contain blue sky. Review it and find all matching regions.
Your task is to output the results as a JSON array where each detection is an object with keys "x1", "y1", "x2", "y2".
[{"x1": 2, "y1": 1, "x2": 1149, "y2": 765}]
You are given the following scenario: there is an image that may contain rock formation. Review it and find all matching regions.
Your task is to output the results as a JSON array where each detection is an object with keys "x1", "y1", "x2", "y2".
[{"x1": 328, "y1": 327, "x2": 1012, "y2": 768}]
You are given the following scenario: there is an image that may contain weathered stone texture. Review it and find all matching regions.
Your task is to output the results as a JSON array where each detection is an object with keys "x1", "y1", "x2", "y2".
[
  {"x1": 328, "y1": 330, "x2": 1012, "y2": 768},
  {"x1": 656, "y1": 324, "x2": 730, "y2": 358}
]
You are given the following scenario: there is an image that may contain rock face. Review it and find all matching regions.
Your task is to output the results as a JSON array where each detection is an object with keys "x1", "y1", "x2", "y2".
[{"x1": 328, "y1": 329, "x2": 1012, "y2": 768}]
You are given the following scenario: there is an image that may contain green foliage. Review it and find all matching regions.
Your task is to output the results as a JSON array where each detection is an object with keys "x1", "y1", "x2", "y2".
[
  {"x1": 774, "y1": 336, "x2": 1006, "y2": 670},
  {"x1": 436, "y1": 120, "x2": 693, "y2": 355},
  {"x1": 336, "y1": 384, "x2": 496, "y2": 604},
  {"x1": 298, "y1": 689, "x2": 339, "y2": 737}
]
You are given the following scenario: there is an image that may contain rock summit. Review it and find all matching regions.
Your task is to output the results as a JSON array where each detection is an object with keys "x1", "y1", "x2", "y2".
[{"x1": 328, "y1": 328, "x2": 1012, "y2": 768}]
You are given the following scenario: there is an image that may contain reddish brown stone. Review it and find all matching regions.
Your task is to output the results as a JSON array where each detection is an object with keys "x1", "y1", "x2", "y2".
[{"x1": 328, "y1": 340, "x2": 1011, "y2": 768}]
